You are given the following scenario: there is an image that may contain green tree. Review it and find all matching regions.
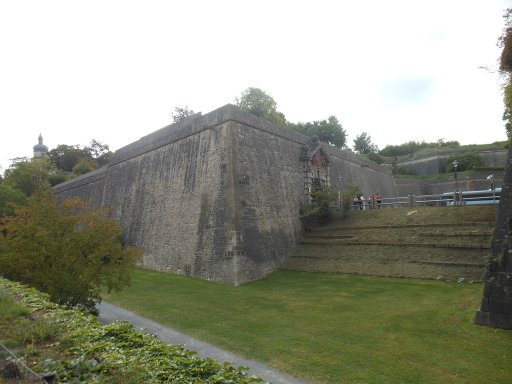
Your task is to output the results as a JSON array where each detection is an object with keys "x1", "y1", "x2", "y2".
[
  {"x1": 171, "y1": 106, "x2": 196, "y2": 123},
  {"x1": 2, "y1": 157, "x2": 55, "y2": 196},
  {"x1": 365, "y1": 152, "x2": 384, "y2": 164},
  {"x1": 445, "y1": 152, "x2": 483, "y2": 172},
  {"x1": 47, "y1": 171, "x2": 69, "y2": 186},
  {"x1": 353, "y1": 132, "x2": 378, "y2": 154},
  {"x1": 301, "y1": 186, "x2": 338, "y2": 228},
  {"x1": 85, "y1": 139, "x2": 112, "y2": 167},
  {"x1": 0, "y1": 190, "x2": 142, "y2": 311},
  {"x1": 0, "y1": 183, "x2": 26, "y2": 216},
  {"x1": 49, "y1": 144, "x2": 89, "y2": 172},
  {"x1": 49, "y1": 140, "x2": 112, "y2": 173},
  {"x1": 341, "y1": 184, "x2": 363, "y2": 211},
  {"x1": 72, "y1": 158, "x2": 97, "y2": 176},
  {"x1": 290, "y1": 116, "x2": 347, "y2": 149},
  {"x1": 235, "y1": 87, "x2": 287, "y2": 126}
]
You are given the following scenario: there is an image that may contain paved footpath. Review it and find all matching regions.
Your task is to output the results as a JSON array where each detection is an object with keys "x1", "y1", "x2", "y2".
[{"x1": 98, "y1": 302, "x2": 309, "y2": 384}]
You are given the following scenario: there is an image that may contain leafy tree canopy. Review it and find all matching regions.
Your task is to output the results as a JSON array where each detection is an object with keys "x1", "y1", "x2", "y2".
[
  {"x1": 353, "y1": 132, "x2": 378, "y2": 154},
  {"x1": 48, "y1": 140, "x2": 112, "y2": 173},
  {"x1": 2, "y1": 157, "x2": 55, "y2": 197},
  {"x1": 290, "y1": 116, "x2": 347, "y2": 149},
  {"x1": 235, "y1": 87, "x2": 287, "y2": 126},
  {"x1": 0, "y1": 190, "x2": 142, "y2": 311},
  {"x1": 235, "y1": 87, "x2": 347, "y2": 148},
  {"x1": 49, "y1": 144, "x2": 89, "y2": 172},
  {"x1": 171, "y1": 106, "x2": 196, "y2": 123},
  {"x1": 85, "y1": 139, "x2": 112, "y2": 167},
  {"x1": 0, "y1": 183, "x2": 26, "y2": 217},
  {"x1": 445, "y1": 153, "x2": 483, "y2": 173}
]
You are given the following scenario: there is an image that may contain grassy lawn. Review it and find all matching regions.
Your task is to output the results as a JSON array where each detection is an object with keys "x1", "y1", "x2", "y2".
[{"x1": 103, "y1": 269, "x2": 512, "y2": 384}]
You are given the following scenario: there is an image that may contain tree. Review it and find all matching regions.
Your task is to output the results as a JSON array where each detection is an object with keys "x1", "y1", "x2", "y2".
[
  {"x1": 341, "y1": 184, "x2": 363, "y2": 211},
  {"x1": 85, "y1": 139, "x2": 112, "y2": 167},
  {"x1": 49, "y1": 140, "x2": 112, "y2": 173},
  {"x1": 0, "y1": 189, "x2": 142, "y2": 311},
  {"x1": 235, "y1": 87, "x2": 287, "y2": 126},
  {"x1": 290, "y1": 116, "x2": 347, "y2": 149},
  {"x1": 301, "y1": 186, "x2": 337, "y2": 228},
  {"x1": 49, "y1": 144, "x2": 89, "y2": 172},
  {"x1": 171, "y1": 106, "x2": 196, "y2": 123},
  {"x1": 2, "y1": 157, "x2": 55, "y2": 196},
  {"x1": 445, "y1": 153, "x2": 483, "y2": 172},
  {"x1": 0, "y1": 183, "x2": 26, "y2": 217},
  {"x1": 72, "y1": 158, "x2": 97, "y2": 176},
  {"x1": 353, "y1": 132, "x2": 378, "y2": 154}
]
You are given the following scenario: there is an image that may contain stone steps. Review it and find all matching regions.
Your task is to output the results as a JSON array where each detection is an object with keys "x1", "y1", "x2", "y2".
[{"x1": 287, "y1": 216, "x2": 494, "y2": 281}]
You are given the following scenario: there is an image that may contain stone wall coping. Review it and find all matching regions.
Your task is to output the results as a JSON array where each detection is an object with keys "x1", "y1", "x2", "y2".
[
  {"x1": 53, "y1": 104, "x2": 391, "y2": 193},
  {"x1": 53, "y1": 166, "x2": 107, "y2": 193}
]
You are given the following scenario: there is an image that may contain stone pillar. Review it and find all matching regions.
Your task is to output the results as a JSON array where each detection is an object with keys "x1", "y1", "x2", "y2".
[{"x1": 475, "y1": 146, "x2": 512, "y2": 329}]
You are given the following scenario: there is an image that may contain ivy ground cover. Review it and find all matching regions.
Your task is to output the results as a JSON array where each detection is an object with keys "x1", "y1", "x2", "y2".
[{"x1": 0, "y1": 279, "x2": 264, "y2": 383}]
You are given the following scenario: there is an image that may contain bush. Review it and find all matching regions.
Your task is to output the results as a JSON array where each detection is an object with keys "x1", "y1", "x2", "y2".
[
  {"x1": 341, "y1": 184, "x2": 363, "y2": 212},
  {"x1": 365, "y1": 152, "x2": 384, "y2": 164},
  {"x1": 392, "y1": 165, "x2": 413, "y2": 175},
  {"x1": 0, "y1": 189, "x2": 142, "y2": 312},
  {"x1": 302, "y1": 187, "x2": 337, "y2": 228},
  {"x1": 445, "y1": 152, "x2": 483, "y2": 172}
]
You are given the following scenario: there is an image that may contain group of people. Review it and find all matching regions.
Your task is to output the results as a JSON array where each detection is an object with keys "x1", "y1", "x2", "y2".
[{"x1": 352, "y1": 193, "x2": 383, "y2": 210}]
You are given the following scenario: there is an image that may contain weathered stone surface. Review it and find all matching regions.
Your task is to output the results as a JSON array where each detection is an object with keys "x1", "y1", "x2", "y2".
[
  {"x1": 54, "y1": 104, "x2": 398, "y2": 285},
  {"x1": 475, "y1": 146, "x2": 512, "y2": 329}
]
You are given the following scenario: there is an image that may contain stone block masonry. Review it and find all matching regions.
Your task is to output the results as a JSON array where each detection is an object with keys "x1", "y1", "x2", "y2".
[{"x1": 54, "y1": 104, "x2": 397, "y2": 285}]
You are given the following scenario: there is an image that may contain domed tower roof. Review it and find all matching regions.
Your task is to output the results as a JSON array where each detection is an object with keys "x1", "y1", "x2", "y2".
[{"x1": 33, "y1": 133, "x2": 49, "y2": 158}]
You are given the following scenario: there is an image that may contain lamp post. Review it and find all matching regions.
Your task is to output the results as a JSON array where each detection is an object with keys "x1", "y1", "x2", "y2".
[
  {"x1": 338, "y1": 176, "x2": 343, "y2": 210},
  {"x1": 487, "y1": 174, "x2": 495, "y2": 203},
  {"x1": 453, "y1": 160, "x2": 459, "y2": 205}
]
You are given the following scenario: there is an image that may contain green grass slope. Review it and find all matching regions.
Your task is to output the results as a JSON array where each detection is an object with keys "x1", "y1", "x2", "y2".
[{"x1": 288, "y1": 206, "x2": 498, "y2": 281}]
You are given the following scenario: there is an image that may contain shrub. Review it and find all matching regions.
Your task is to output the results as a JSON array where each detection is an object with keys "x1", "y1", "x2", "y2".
[
  {"x1": 341, "y1": 184, "x2": 363, "y2": 212},
  {"x1": 0, "y1": 189, "x2": 142, "y2": 312},
  {"x1": 392, "y1": 165, "x2": 413, "y2": 175},
  {"x1": 445, "y1": 152, "x2": 483, "y2": 172},
  {"x1": 365, "y1": 152, "x2": 384, "y2": 164},
  {"x1": 302, "y1": 187, "x2": 337, "y2": 228}
]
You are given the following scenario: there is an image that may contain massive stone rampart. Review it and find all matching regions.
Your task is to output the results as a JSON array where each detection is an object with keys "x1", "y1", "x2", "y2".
[
  {"x1": 54, "y1": 104, "x2": 397, "y2": 284},
  {"x1": 395, "y1": 149, "x2": 508, "y2": 176}
]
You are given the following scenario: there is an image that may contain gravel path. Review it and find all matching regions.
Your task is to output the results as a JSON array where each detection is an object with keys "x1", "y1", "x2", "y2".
[{"x1": 98, "y1": 301, "x2": 309, "y2": 384}]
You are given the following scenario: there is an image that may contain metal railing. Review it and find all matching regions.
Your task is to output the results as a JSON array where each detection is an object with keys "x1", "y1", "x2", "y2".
[
  {"x1": 0, "y1": 342, "x2": 55, "y2": 383},
  {"x1": 344, "y1": 191, "x2": 500, "y2": 210}
]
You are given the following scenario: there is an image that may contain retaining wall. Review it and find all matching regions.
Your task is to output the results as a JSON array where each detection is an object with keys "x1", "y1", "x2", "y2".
[{"x1": 54, "y1": 104, "x2": 398, "y2": 284}]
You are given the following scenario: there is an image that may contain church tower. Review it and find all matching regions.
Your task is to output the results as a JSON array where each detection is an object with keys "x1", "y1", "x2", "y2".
[{"x1": 33, "y1": 134, "x2": 49, "y2": 158}]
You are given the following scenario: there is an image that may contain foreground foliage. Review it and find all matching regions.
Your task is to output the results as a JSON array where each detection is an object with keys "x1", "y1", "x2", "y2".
[
  {"x1": 0, "y1": 278, "x2": 264, "y2": 383},
  {"x1": 0, "y1": 189, "x2": 142, "y2": 311}
]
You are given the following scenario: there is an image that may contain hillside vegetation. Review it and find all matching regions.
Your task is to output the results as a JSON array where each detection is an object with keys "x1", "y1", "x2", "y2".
[{"x1": 0, "y1": 279, "x2": 263, "y2": 383}]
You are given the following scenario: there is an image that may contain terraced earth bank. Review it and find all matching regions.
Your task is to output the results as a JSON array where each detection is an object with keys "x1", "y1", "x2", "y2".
[{"x1": 286, "y1": 205, "x2": 498, "y2": 281}]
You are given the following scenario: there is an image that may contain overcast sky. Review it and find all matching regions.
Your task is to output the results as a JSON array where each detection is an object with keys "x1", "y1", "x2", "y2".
[{"x1": 1, "y1": 0, "x2": 510, "y2": 172}]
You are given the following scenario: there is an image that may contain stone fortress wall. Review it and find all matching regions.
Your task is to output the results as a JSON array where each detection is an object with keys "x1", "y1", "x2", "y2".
[
  {"x1": 393, "y1": 150, "x2": 508, "y2": 177},
  {"x1": 54, "y1": 104, "x2": 398, "y2": 285}
]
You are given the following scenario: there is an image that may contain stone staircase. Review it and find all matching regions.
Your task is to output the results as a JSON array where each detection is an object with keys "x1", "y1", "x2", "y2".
[{"x1": 286, "y1": 206, "x2": 497, "y2": 281}]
